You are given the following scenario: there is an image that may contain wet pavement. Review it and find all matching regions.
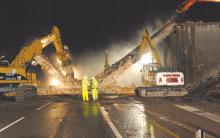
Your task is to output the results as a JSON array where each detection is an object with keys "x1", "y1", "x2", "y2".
[
  {"x1": 0, "y1": 95, "x2": 217, "y2": 138},
  {"x1": 100, "y1": 95, "x2": 194, "y2": 138},
  {"x1": 0, "y1": 96, "x2": 113, "y2": 138},
  {"x1": 104, "y1": 103, "x2": 193, "y2": 138}
]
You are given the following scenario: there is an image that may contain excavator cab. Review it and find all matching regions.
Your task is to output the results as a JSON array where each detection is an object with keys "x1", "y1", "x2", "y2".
[
  {"x1": 136, "y1": 29, "x2": 187, "y2": 97},
  {"x1": 142, "y1": 63, "x2": 158, "y2": 85}
]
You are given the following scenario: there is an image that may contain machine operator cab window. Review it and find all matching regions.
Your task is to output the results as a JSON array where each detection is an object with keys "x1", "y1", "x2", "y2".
[{"x1": 142, "y1": 63, "x2": 159, "y2": 85}]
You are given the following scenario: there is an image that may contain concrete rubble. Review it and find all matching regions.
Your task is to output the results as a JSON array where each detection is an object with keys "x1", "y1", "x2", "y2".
[{"x1": 38, "y1": 87, "x2": 80, "y2": 95}]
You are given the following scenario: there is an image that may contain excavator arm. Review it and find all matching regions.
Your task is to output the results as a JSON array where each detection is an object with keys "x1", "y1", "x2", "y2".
[
  {"x1": 41, "y1": 26, "x2": 70, "y2": 66},
  {"x1": 139, "y1": 30, "x2": 161, "y2": 66},
  {"x1": 10, "y1": 39, "x2": 44, "y2": 68},
  {"x1": 176, "y1": 0, "x2": 197, "y2": 14},
  {"x1": 176, "y1": 0, "x2": 220, "y2": 15},
  {"x1": 10, "y1": 26, "x2": 70, "y2": 70},
  {"x1": 9, "y1": 26, "x2": 74, "y2": 85}
]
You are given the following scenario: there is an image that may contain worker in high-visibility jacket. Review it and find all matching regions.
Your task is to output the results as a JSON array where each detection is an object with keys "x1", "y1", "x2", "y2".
[
  {"x1": 81, "y1": 76, "x2": 90, "y2": 101},
  {"x1": 91, "y1": 77, "x2": 99, "y2": 101}
]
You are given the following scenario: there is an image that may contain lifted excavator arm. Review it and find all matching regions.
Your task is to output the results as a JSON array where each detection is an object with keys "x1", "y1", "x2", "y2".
[
  {"x1": 176, "y1": 0, "x2": 197, "y2": 14},
  {"x1": 41, "y1": 26, "x2": 70, "y2": 66},
  {"x1": 10, "y1": 39, "x2": 44, "y2": 68},
  {"x1": 8, "y1": 26, "x2": 74, "y2": 85},
  {"x1": 176, "y1": 0, "x2": 220, "y2": 15},
  {"x1": 10, "y1": 26, "x2": 70, "y2": 70},
  {"x1": 139, "y1": 30, "x2": 161, "y2": 66}
]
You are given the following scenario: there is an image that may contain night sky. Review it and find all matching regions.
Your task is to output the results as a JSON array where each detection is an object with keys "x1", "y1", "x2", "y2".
[{"x1": 0, "y1": 0, "x2": 220, "y2": 59}]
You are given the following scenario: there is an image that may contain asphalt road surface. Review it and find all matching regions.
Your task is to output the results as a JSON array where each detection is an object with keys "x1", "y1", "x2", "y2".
[{"x1": 0, "y1": 95, "x2": 209, "y2": 138}]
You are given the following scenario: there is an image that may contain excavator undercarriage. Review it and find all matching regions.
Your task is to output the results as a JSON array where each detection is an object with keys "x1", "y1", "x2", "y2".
[{"x1": 135, "y1": 86, "x2": 188, "y2": 97}]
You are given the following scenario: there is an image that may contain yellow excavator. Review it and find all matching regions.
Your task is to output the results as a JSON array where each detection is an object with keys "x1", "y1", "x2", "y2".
[
  {"x1": 0, "y1": 26, "x2": 74, "y2": 99},
  {"x1": 135, "y1": 30, "x2": 187, "y2": 97}
]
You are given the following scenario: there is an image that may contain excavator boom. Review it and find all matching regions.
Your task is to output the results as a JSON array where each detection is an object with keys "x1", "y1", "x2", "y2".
[
  {"x1": 10, "y1": 26, "x2": 70, "y2": 69},
  {"x1": 177, "y1": 0, "x2": 220, "y2": 14},
  {"x1": 139, "y1": 30, "x2": 161, "y2": 66},
  {"x1": 176, "y1": 0, "x2": 197, "y2": 13},
  {"x1": 4, "y1": 26, "x2": 74, "y2": 87},
  {"x1": 40, "y1": 26, "x2": 69, "y2": 66},
  {"x1": 10, "y1": 40, "x2": 43, "y2": 68}
]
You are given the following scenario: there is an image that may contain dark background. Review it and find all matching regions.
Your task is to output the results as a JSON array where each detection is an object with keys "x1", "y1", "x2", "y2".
[{"x1": 0, "y1": 0, "x2": 220, "y2": 59}]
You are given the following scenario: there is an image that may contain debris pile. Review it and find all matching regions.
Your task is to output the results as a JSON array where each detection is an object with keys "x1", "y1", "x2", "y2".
[
  {"x1": 101, "y1": 83, "x2": 136, "y2": 94},
  {"x1": 38, "y1": 87, "x2": 80, "y2": 95}
]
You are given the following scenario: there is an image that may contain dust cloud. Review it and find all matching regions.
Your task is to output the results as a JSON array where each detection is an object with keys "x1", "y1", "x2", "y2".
[{"x1": 75, "y1": 19, "x2": 168, "y2": 86}]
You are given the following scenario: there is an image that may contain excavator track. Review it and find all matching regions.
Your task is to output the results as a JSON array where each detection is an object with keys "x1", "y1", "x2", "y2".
[{"x1": 135, "y1": 86, "x2": 188, "y2": 97}]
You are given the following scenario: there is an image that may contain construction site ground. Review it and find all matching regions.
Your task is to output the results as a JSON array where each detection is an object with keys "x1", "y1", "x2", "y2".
[{"x1": 0, "y1": 93, "x2": 219, "y2": 138}]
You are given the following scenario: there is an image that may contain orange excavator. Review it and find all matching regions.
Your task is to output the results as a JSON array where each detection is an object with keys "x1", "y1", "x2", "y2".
[{"x1": 176, "y1": 0, "x2": 220, "y2": 14}]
